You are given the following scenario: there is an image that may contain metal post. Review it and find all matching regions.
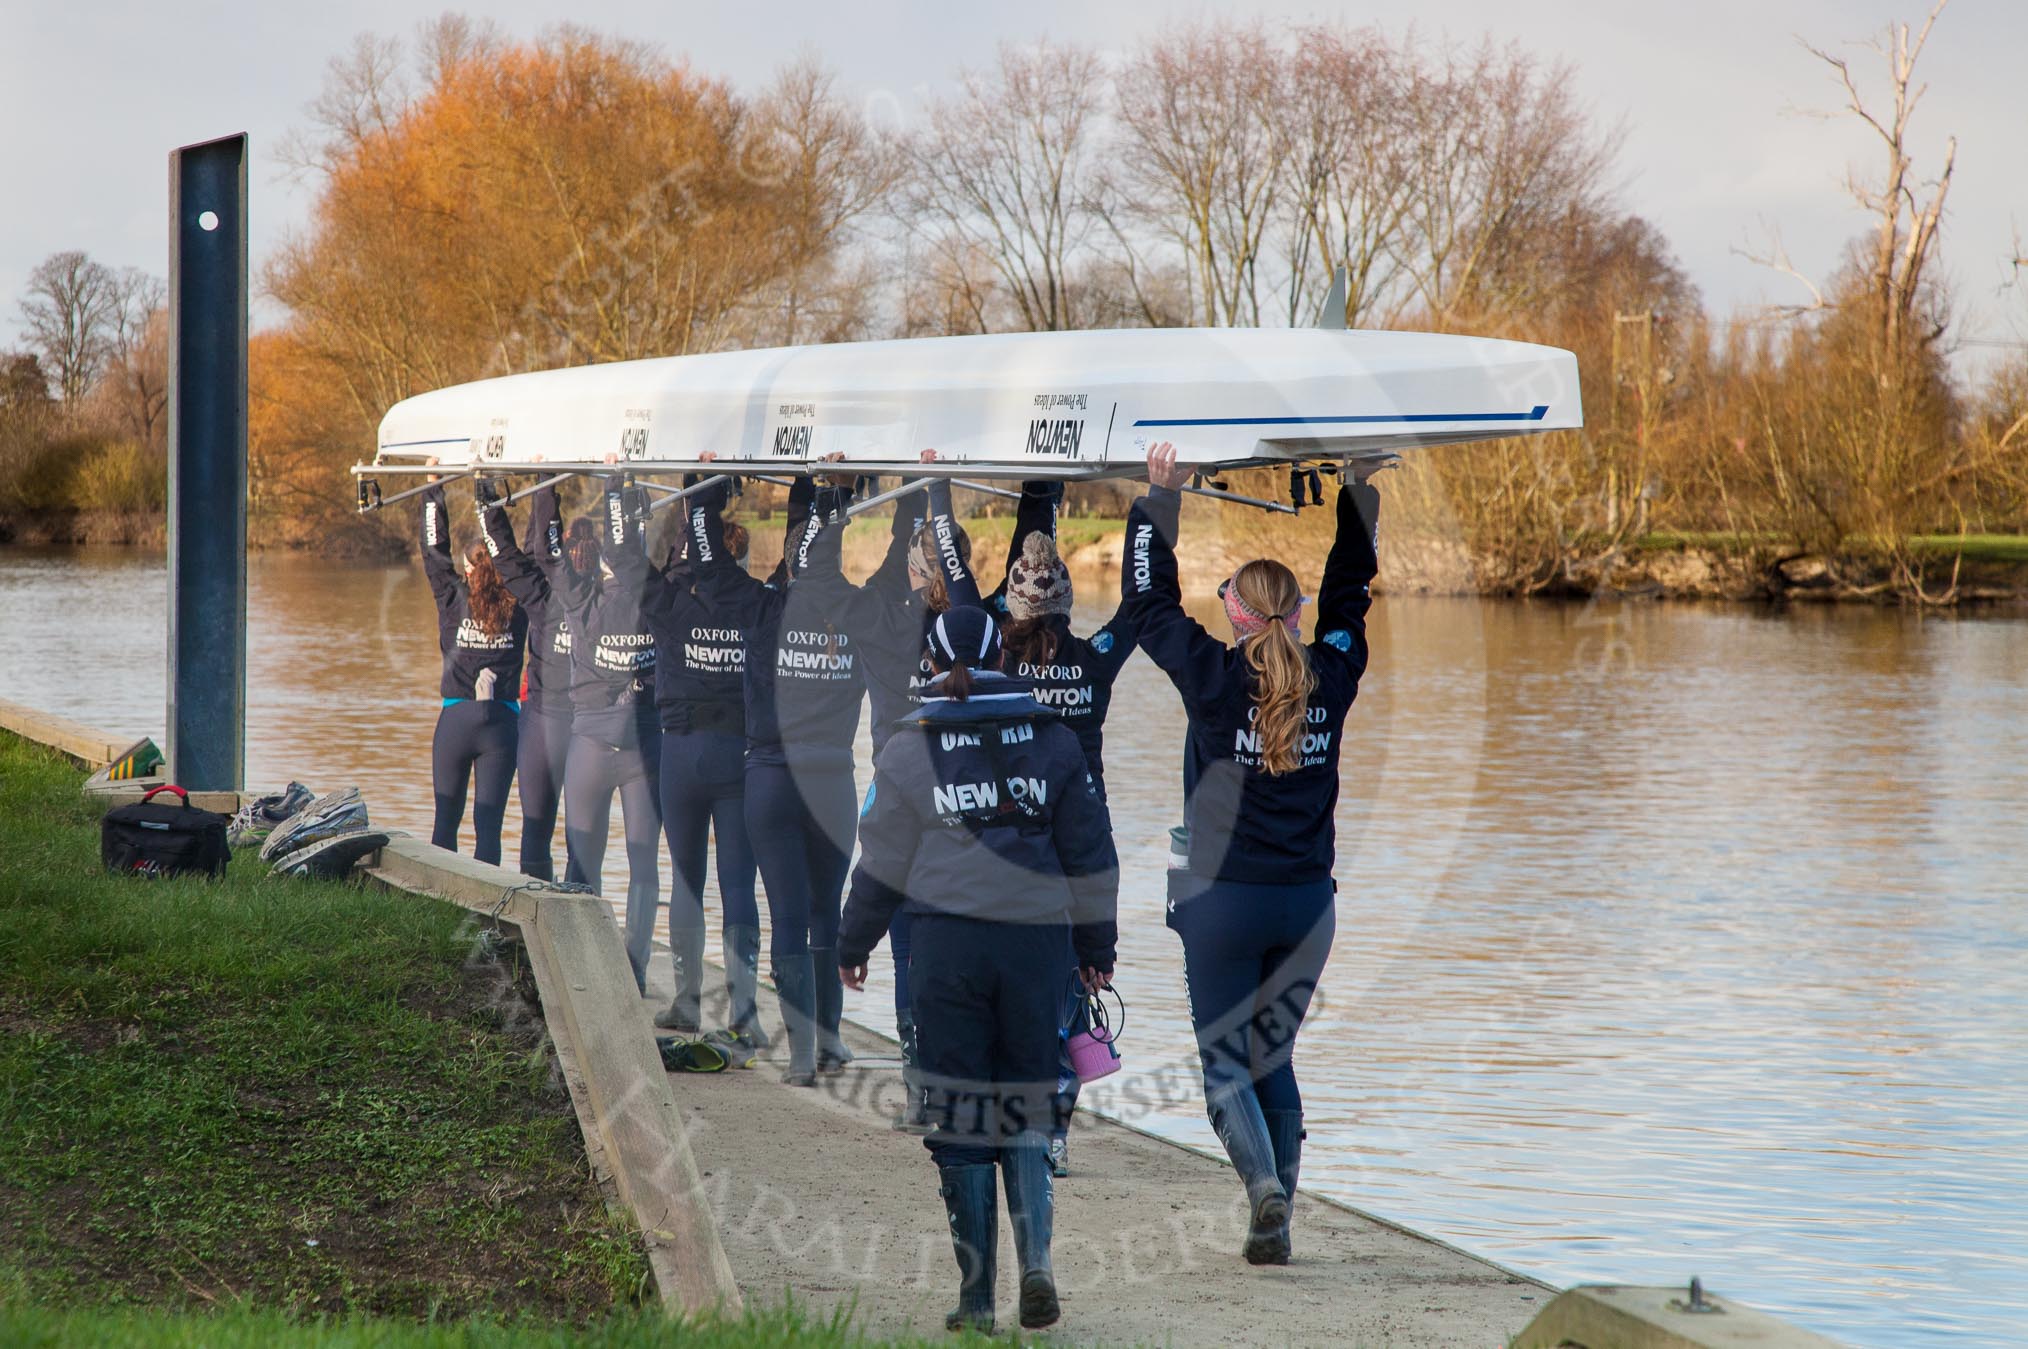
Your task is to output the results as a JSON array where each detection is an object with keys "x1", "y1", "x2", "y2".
[{"x1": 166, "y1": 134, "x2": 248, "y2": 792}]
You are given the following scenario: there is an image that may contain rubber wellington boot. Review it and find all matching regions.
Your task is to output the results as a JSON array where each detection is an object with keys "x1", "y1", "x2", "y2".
[
  {"x1": 654, "y1": 923, "x2": 706, "y2": 1032},
  {"x1": 810, "y1": 946, "x2": 853, "y2": 1074},
  {"x1": 1000, "y1": 1133, "x2": 1061, "y2": 1329},
  {"x1": 937, "y1": 1163, "x2": 998, "y2": 1334},
  {"x1": 891, "y1": 1008, "x2": 932, "y2": 1134},
  {"x1": 724, "y1": 925, "x2": 770, "y2": 1049},
  {"x1": 773, "y1": 953, "x2": 819, "y2": 1087},
  {"x1": 1263, "y1": 1108, "x2": 1305, "y2": 1261},
  {"x1": 1207, "y1": 1083, "x2": 1291, "y2": 1265}
]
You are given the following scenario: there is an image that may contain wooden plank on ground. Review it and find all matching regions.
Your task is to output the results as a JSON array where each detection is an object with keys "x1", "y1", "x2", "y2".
[{"x1": 0, "y1": 698, "x2": 129, "y2": 768}]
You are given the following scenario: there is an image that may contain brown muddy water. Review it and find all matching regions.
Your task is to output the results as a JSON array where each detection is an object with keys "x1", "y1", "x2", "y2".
[{"x1": 1, "y1": 546, "x2": 2022, "y2": 1349}]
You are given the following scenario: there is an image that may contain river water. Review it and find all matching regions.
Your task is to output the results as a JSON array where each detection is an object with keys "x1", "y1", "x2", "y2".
[{"x1": 1, "y1": 546, "x2": 2022, "y2": 1349}]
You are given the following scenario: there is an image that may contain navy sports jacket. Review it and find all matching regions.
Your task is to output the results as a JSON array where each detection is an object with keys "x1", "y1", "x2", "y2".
[
  {"x1": 489, "y1": 475, "x2": 657, "y2": 746},
  {"x1": 839, "y1": 671, "x2": 1120, "y2": 972},
  {"x1": 421, "y1": 484, "x2": 527, "y2": 701},
  {"x1": 1121, "y1": 481, "x2": 1379, "y2": 884},
  {"x1": 607, "y1": 480, "x2": 747, "y2": 737}
]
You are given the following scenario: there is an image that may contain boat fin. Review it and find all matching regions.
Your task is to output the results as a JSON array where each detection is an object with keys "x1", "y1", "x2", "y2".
[{"x1": 1318, "y1": 265, "x2": 1348, "y2": 330}]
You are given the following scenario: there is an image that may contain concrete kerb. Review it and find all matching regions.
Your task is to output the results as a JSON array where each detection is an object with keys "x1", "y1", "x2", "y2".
[
  {"x1": 364, "y1": 836, "x2": 743, "y2": 1316},
  {"x1": 1512, "y1": 1284, "x2": 1849, "y2": 1349}
]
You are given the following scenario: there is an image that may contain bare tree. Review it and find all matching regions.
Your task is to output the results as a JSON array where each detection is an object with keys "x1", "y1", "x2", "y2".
[
  {"x1": 1271, "y1": 24, "x2": 1416, "y2": 327},
  {"x1": 746, "y1": 55, "x2": 902, "y2": 345},
  {"x1": 1801, "y1": 0, "x2": 1955, "y2": 369},
  {"x1": 18, "y1": 251, "x2": 119, "y2": 403},
  {"x1": 1395, "y1": 40, "x2": 1621, "y2": 326},
  {"x1": 1113, "y1": 21, "x2": 1291, "y2": 328},
  {"x1": 900, "y1": 40, "x2": 1112, "y2": 333},
  {"x1": 103, "y1": 269, "x2": 168, "y2": 448}
]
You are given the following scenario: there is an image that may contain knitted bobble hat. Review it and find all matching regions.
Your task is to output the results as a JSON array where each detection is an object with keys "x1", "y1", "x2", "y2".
[{"x1": 1005, "y1": 532, "x2": 1074, "y2": 620}]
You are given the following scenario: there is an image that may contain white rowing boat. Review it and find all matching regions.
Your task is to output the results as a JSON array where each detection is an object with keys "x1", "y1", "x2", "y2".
[{"x1": 361, "y1": 327, "x2": 1580, "y2": 486}]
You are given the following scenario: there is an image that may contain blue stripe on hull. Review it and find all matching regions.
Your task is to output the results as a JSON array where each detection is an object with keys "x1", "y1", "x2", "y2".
[{"x1": 1132, "y1": 404, "x2": 1549, "y2": 428}]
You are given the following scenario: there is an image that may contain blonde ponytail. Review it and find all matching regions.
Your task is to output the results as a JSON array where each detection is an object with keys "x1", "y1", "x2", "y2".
[{"x1": 1232, "y1": 560, "x2": 1314, "y2": 776}]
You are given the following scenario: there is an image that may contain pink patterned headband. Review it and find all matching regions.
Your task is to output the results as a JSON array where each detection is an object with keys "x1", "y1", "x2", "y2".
[{"x1": 1220, "y1": 577, "x2": 1303, "y2": 638}]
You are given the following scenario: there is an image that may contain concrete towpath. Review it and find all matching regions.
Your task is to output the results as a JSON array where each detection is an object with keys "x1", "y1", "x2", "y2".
[{"x1": 639, "y1": 959, "x2": 1549, "y2": 1348}]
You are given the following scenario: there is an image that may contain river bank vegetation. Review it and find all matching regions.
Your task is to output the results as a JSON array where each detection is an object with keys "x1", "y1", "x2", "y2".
[{"x1": 2, "y1": 6, "x2": 2022, "y2": 601}]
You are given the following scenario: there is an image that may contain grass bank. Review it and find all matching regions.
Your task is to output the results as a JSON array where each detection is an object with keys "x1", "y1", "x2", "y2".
[
  {"x1": 0, "y1": 731, "x2": 646, "y2": 1324},
  {"x1": 0, "y1": 1299, "x2": 993, "y2": 1348}
]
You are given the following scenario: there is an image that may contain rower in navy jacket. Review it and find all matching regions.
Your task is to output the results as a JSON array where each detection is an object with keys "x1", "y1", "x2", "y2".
[
  {"x1": 837, "y1": 605, "x2": 1119, "y2": 1336},
  {"x1": 696, "y1": 467, "x2": 874, "y2": 1085},
  {"x1": 419, "y1": 473, "x2": 527, "y2": 867},
  {"x1": 1121, "y1": 440, "x2": 1382, "y2": 1268},
  {"x1": 605, "y1": 460, "x2": 765, "y2": 1051},
  {"x1": 794, "y1": 451, "x2": 981, "y2": 1117},
  {"x1": 508, "y1": 478, "x2": 578, "y2": 883},
  {"x1": 487, "y1": 461, "x2": 664, "y2": 993}
]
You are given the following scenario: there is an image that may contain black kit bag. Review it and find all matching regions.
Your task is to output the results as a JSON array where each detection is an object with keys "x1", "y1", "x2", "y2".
[{"x1": 100, "y1": 785, "x2": 230, "y2": 879}]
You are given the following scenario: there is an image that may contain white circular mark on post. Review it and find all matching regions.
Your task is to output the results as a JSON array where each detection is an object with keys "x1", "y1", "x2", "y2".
[{"x1": 197, "y1": 210, "x2": 220, "y2": 232}]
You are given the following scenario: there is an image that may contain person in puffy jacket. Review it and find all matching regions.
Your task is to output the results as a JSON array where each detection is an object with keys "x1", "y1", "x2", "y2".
[
  {"x1": 838, "y1": 605, "x2": 1118, "y2": 1336},
  {"x1": 1121, "y1": 440, "x2": 1381, "y2": 1268}
]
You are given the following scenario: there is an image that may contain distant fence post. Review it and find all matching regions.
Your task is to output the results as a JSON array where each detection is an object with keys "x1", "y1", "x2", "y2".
[{"x1": 166, "y1": 134, "x2": 248, "y2": 792}]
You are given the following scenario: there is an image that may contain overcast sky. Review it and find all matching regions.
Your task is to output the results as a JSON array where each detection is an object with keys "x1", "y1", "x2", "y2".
[{"x1": 2, "y1": 0, "x2": 2022, "y2": 356}]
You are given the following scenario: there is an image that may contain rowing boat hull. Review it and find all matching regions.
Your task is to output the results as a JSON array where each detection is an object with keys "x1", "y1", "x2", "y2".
[{"x1": 371, "y1": 327, "x2": 1580, "y2": 479}]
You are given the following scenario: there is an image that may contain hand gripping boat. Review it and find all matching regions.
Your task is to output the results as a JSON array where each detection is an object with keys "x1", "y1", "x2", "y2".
[{"x1": 353, "y1": 325, "x2": 1580, "y2": 512}]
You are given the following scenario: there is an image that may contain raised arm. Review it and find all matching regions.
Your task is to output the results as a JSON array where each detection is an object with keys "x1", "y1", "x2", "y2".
[
  {"x1": 601, "y1": 471, "x2": 665, "y2": 604},
  {"x1": 1312, "y1": 477, "x2": 1381, "y2": 671},
  {"x1": 419, "y1": 482, "x2": 461, "y2": 613},
  {"x1": 1120, "y1": 444, "x2": 1233, "y2": 715},
  {"x1": 478, "y1": 483, "x2": 552, "y2": 613},
  {"x1": 865, "y1": 481, "x2": 927, "y2": 598},
  {"x1": 991, "y1": 480, "x2": 1061, "y2": 613},
  {"x1": 922, "y1": 477, "x2": 981, "y2": 610}
]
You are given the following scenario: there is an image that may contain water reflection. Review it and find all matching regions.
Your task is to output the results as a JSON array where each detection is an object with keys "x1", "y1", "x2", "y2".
[{"x1": 2, "y1": 548, "x2": 2024, "y2": 1349}]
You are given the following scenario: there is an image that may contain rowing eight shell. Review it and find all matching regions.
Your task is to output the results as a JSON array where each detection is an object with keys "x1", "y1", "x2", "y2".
[{"x1": 371, "y1": 326, "x2": 1581, "y2": 481}]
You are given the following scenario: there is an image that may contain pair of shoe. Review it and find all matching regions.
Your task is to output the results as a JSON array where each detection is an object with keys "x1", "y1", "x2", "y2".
[{"x1": 1048, "y1": 1135, "x2": 1071, "y2": 1178}]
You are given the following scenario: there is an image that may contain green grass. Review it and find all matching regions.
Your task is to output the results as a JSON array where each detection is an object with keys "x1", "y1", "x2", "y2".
[
  {"x1": 1909, "y1": 533, "x2": 2028, "y2": 564},
  {"x1": 0, "y1": 731, "x2": 648, "y2": 1324},
  {"x1": 0, "y1": 1298, "x2": 1000, "y2": 1348}
]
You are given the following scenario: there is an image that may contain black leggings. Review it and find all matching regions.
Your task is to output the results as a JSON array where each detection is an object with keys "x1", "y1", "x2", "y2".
[
  {"x1": 744, "y1": 756, "x2": 856, "y2": 965},
  {"x1": 516, "y1": 705, "x2": 575, "y2": 881},
  {"x1": 431, "y1": 700, "x2": 518, "y2": 866},
  {"x1": 660, "y1": 731, "x2": 760, "y2": 935},
  {"x1": 563, "y1": 726, "x2": 663, "y2": 990}
]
